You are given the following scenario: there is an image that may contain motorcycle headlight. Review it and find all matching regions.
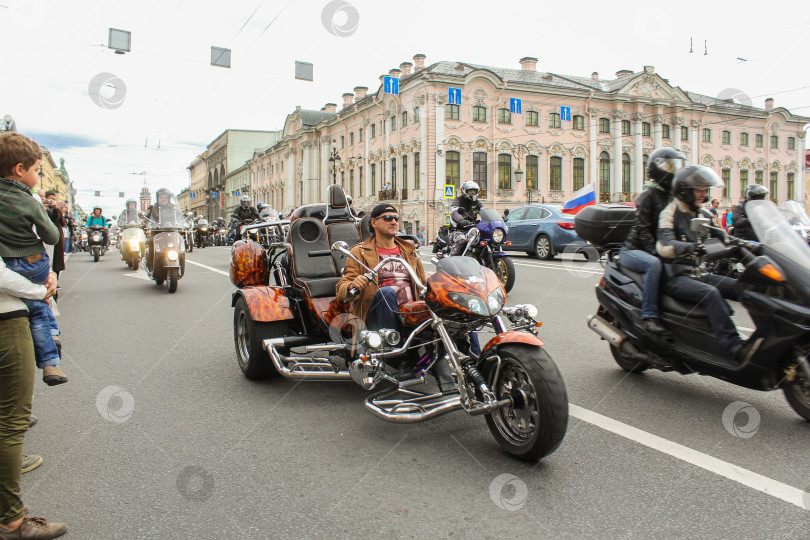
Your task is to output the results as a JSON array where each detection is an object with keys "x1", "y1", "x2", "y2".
[
  {"x1": 492, "y1": 228, "x2": 505, "y2": 243},
  {"x1": 360, "y1": 330, "x2": 383, "y2": 350},
  {"x1": 448, "y1": 292, "x2": 487, "y2": 315},
  {"x1": 201, "y1": 227, "x2": 208, "y2": 231},
  {"x1": 129, "y1": 239, "x2": 139, "y2": 249},
  {"x1": 167, "y1": 250, "x2": 179, "y2": 261},
  {"x1": 487, "y1": 289, "x2": 505, "y2": 313}
]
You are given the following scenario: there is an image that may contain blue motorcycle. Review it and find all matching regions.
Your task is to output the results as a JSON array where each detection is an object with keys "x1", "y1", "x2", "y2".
[{"x1": 433, "y1": 208, "x2": 516, "y2": 292}]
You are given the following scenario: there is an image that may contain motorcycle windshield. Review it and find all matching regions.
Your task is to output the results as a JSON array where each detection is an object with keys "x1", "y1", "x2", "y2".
[
  {"x1": 748, "y1": 200, "x2": 810, "y2": 272},
  {"x1": 147, "y1": 195, "x2": 188, "y2": 229},
  {"x1": 779, "y1": 200, "x2": 810, "y2": 228},
  {"x1": 478, "y1": 208, "x2": 503, "y2": 223}
]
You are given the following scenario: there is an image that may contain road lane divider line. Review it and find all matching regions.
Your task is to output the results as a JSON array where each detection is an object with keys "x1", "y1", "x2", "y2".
[
  {"x1": 186, "y1": 260, "x2": 230, "y2": 277},
  {"x1": 569, "y1": 404, "x2": 808, "y2": 510}
]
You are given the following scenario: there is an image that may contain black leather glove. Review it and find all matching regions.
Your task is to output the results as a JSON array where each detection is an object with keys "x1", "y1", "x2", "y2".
[{"x1": 458, "y1": 219, "x2": 472, "y2": 228}]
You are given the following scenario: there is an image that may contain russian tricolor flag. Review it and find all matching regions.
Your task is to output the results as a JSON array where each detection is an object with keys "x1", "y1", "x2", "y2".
[{"x1": 562, "y1": 183, "x2": 596, "y2": 214}]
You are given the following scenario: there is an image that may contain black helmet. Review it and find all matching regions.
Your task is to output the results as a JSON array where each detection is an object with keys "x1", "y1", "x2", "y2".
[
  {"x1": 125, "y1": 199, "x2": 137, "y2": 209},
  {"x1": 672, "y1": 165, "x2": 724, "y2": 211},
  {"x1": 648, "y1": 147, "x2": 687, "y2": 190},
  {"x1": 744, "y1": 184, "x2": 769, "y2": 202},
  {"x1": 156, "y1": 188, "x2": 172, "y2": 202}
]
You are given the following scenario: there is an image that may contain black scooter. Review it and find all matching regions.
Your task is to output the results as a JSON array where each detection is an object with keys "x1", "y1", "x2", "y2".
[{"x1": 576, "y1": 200, "x2": 810, "y2": 421}]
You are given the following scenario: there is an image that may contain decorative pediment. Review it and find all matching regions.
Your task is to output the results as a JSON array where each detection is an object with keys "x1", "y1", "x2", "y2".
[
  {"x1": 701, "y1": 155, "x2": 715, "y2": 167},
  {"x1": 619, "y1": 73, "x2": 689, "y2": 102},
  {"x1": 738, "y1": 157, "x2": 752, "y2": 169},
  {"x1": 571, "y1": 145, "x2": 588, "y2": 159},
  {"x1": 445, "y1": 137, "x2": 463, "y2": 152},
  {"x1": 770, "y1": 160, "x2": 781, "y2": 171},
  {"x1": 787, "y1": 161, "x2": 798, "y2": 172},
  {"x1": 469, "y1": 137, "x2": 492, "y2": 153},
  {"x1": 755, "y1": 159, "x2": 766, "y2": 170},
  {"x1": 720, "y1": 156, "x2": 734, "y2": 168}
]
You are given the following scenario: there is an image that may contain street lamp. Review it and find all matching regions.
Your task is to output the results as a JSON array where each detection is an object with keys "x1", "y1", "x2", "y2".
[
  {"x1": 512, "y1": 144, "x2": 534, "y2": 204},
  {"x1": 38, "y1": 165, "x2": 44, "y2": 190},
  {"x1": 328, "y1": 148, "x2": 341, "y2": 185}
]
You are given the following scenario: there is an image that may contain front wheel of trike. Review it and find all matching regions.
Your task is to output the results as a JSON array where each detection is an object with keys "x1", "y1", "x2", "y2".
[
  {"x1": 233, "y1": 296, "x2": 286, "y2": 379},
  {"x1": 483, "y1": 344, "x2": 568, "y2": 461}
]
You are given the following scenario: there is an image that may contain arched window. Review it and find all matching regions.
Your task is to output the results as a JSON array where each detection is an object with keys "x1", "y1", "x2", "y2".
[
  {"x1": 473, "y1": 152, "x2": 487, "y2": 192},
  {"x1": 472, "y1": 106, "x2": 487, "y2": 123},
  {"x1": 526, "y1": 155, "x2": 539, "y2": 190},
  {"x1": 446, "y1": 151, "x2": 460, "y2": 187},
  {"x1": 722, "y1": 169, "x2": 730, "y2": 198},
  {"x1": 642, "y1": 153, "x2": 649, "y2": 181},
  {"x1": 739, "y1": 169, "x2": 748, "y2": 199},
  {"x1": 599, "y1": 152, "x2": 611, "y2": 194},
  {"x1": 573, "y1": 158, "x2": 585, "y2": 190},
  {"x1": 770, "y1": 171, "x2": 778, "y2": 203},
  {"x1": 549, "y1": 156, "x2": 562, "y2": 191},
  {"x1": 498, "y1": 154, "x2": 512, "y2": 189},
  {"x1": 622, "y1": 153, "x2": 631, "y2": 194}
]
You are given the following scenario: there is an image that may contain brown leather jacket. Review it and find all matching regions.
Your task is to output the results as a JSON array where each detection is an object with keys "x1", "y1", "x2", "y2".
[{"x1": 336, "y1": 235, "x2": 427, "y2": 323}]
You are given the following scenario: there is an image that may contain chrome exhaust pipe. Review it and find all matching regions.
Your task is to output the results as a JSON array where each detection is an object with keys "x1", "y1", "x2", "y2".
[
  {"x1": 265, "y1": 335, "x2": 316, "y2": 349},
  {"x1": 365, "y1": 393, "x2": 464, "y2": 423},
  {"x1": 263, "y1": 339, "x2": 352, "y2": 381},
  {"x1": 586, "y1": 315, "x2": 640, "y2": 356}
]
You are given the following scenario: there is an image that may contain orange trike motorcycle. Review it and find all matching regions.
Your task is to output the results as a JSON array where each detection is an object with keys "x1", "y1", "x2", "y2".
[{"x1": 230, "y1": 185, "x2": 568, "y2": 461}]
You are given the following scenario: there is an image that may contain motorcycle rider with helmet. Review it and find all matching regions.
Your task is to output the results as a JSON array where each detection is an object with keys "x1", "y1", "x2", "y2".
[
  {"x1": 730, "y1": 184, "x2": 769, "y2": 241},
  {"x1": 656, "y1": 165, "x2": 761, "y2": 363},
  {"x1": 618, "y1": 147, "x2": 686, "y2": 334},
  {"x1": 231, "y1": 195, "x2": 261, "y2": 241},
  {"x1": 85, "y1": 206, "x2": 109, "y2": 248},
  {"x1": 117, "y1": 199, "x2": 139, "y2": 227},
  {"x1": 143, "y1": 188, "x2": 182, "y2": 268},
  {"x1": 449, "y1": 181, "x2": 484, "y2": 256}
]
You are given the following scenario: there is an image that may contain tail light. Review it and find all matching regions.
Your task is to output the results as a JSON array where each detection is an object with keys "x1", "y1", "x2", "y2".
[{"x1": 556, "y1": 222, "x2": 576, "y2": 230}]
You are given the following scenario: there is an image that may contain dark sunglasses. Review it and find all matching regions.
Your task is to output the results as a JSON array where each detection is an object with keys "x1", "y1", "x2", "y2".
[{"x1": 379, "y1": 214, "x2": 399, "y2": 222}]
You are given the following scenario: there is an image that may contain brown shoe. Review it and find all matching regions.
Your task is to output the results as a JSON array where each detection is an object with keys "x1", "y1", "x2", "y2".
[
  {"x1": 42, "y1": 366, "x2": 67, "y2": 386},
  {"x1": 0, "y1": 515, "x2": 67, "y2": 539}
]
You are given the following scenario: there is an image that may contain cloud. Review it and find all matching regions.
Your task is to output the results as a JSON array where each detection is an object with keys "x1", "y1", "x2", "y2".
[{"x1": 26, "y1": 131, "x2": 107, "y2": 151}]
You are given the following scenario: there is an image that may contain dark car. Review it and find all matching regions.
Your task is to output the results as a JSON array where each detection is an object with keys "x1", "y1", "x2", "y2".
[{"x1": 503, "y1": 204, "x2": 595, "y2": 260}]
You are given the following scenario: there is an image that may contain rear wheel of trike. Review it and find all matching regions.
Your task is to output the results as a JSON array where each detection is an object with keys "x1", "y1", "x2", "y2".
[
  {"x1": 483, "y1": 345, "x2": 568, "y2": 461},
  {"x1": 234, "y1": 296, "x2": 286, "y2": 379}
]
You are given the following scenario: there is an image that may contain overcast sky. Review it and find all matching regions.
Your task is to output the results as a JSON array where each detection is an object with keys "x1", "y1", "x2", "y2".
[{"x1": 2, "y1": 0, "x2": 808, "y2": 215}]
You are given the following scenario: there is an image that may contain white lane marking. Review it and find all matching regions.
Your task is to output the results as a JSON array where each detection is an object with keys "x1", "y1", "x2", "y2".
[
  {"x1": 569, "y1": 404, "x2": 808, "y2": 510},
  {"x1": 186, "y1": 259, "x2": 230, "y2": 277},
  {"x1": 123, "y1": 271, "x2": 151, "y2": 281}
]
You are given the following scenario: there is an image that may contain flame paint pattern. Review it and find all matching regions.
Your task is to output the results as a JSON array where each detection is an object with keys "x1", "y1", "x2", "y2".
[
  {"x1": 234, "y1": 286, "x2": 295, "y2": 322},
  {"x1": 230, "y1": 240, "x2": 268, "y2": 288},
  {"x1": 481, "y1": 331, "x2": 544, "y2": 355}
]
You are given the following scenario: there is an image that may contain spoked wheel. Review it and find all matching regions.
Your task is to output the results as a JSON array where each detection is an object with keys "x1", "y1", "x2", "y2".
[
  {"x1": 783, "y1": 375, "x2": 810, "y2": 422},
  {"x1": 233, "y1": 296, "x2": 286, "y2": 379},
  {"x1": 534, "y1": 235, "x2": 554, "y2": 260},
  {"x1": 167, "y1": 268, "x2": 179, "y2": 293},
  {"x1": 483, "y1": 344, "x2": 568, "y2": 461},
  {"x1": 493, "y1": 256, "x2": 516, "y2": 293}
]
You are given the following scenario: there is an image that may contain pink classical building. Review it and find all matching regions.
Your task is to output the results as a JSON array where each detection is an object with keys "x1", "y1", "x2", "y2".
[{"x1": 248, "y1": 54, "x2": 808, "y2": 239}]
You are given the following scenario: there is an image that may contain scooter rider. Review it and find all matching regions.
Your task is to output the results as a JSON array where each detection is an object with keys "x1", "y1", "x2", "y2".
[
  {"x1": 231, "y1": 195, "x2": 261, "y2": 241},
  {"x1": 449, "y1": 181, "x2": 484, "y2": 256},
  {"x1": 619, "y1": 147, "x2": 686, "y2": 334},
  {"x1": 143, "y1": 188, "x2": 181, "y2": 268},
  {"x1": 656, "y1": 165, "x2": 760, "y2": 363},
  {"x1": 730, "y1": 184, "x2": 769, "y2": 241},
  {"x1": 117, "y1": 199, "x2": 139, "y2": 227},
  {"x1": 85, "y1": 206, "x2": 109, "y2": 248}
]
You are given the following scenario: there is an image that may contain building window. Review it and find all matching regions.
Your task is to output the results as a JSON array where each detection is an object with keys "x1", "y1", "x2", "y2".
[
  {"x1": 414, "y1": 107, "x2": 420, "y2": 123},
  {"x1": 622, "y1": 153, "x2": 631, "y2": 193},
  {"x1": 370, "y1": 163, "x2": 376, "y2": 193},
  {"x1": 549, "y1": 156, "x2": 562, "y2": 191},
  {"x1": 523, "y1": 110, "x2": 537, "y2": 127},
  {"x1": 599, "y1": 152, "x2": 610, "y2": 194},
  {"x1": 642, "y1": 122, "x2": 651, "y2": 136},
  {"x1": 755, "y1": 170, "x2": 763, "y2": 184},
  {"x1": 446, "y1": 151, "x2": 460, "y2": 187},
  {"x1": 390, "y1": 116, "x2": 396, "y2": 131},
  {"x1": 472, "y1": 106, "x2": 487, "y2": 123},
  {"x1": 547, "y1": 112, "x2": 559, "y2": 129},
  {"x1": 349, "y1": 132, "x2": 354, "y2": 146},
  {"x1": 622, "y1": 120, "x2": 631, "y2": 135},
  {"x1": 681, "y1": 126, "x2": 689, "y2": 141},
  {"x1": 414, "y1": 152, "x2": 420, "y2": 189},
  {"x1": 349, "y1": 169, "x2": 354, "y2": 197},
  {"x1": 358, "y1": 128, "x2": 363, "y2": 143},
  {"x1": 473, "y1": 152, "x2": 487, "y2": 191},
  {"x1": 402, "y1": 155, "x2": 408, "y2": 190},
  {"x1": 740, "y1": 170, "x2": 748, "y2": 198},
  {"x1": 340, "y1": 135, "x2": 345, "y2": 148},
  {"x1": 498, "y1": 154, "x2": 512, "y2": 189},
  {"x1": 642, "y1": 154, "x2": 649, "y2": 181},
  {"x1": 787, "y1": 172, "x2": 795, "y2": 200},
  {"x1": 740, "y1": 132, "x2": 749, "y2": 146},
  {"x1": 445, "y1": 104, "x2": 460, "y2": 121},
  {"x1": 702, "y1": 128, "x2": 712, "y2": 143},
  {"x1": 371, "y1": 123, "x2": 376, "y2": 138},
  {"x1": 662, "y1": 124, "x2": 670, "y2": 139},
  {"x1": 340, "y1": 170, "x2": 345, "y2": 187},
  {"x1": 498, "y1": 108, "x2": 511, "y2": 124},
  {"x1": 721, "y1": 168, "x2": 730, "y2": 198},
  {"x1": 722, "y1": 130, "x2": 731, "y2": 145},
  {"x1": 770, "y1": 135, "x2": 779, "y2": 149},
  {"x1": 401, "y1": 111, "x2": 407, "y2": 127},
  {"x1": 788, "y1": 136, "x2": 796, "y2": 150},
  {"x1": 390, "y1": 157, "x2": 397, "y2": 190},
  {"x1": 572, "y1": 115, "x2": 584, "y2": 130},
  {"x1": 599, "y1": 118, "x2": 610, "y2": 133},
  {"x1": 755, "y1": 133, "x2": 763, "y2": 147},
  {"x1": 573, "y1": 157, "x2": 585, "y2": 191},
  {"x1": 359, "y1": 166, "x2": 364, "y2": 197},
  {"x1": 770, "y1": 171, "x2": 778, "y2": 202},
  {"x1": 526, "y1": 155, "x2": 538, "y2": 190}
]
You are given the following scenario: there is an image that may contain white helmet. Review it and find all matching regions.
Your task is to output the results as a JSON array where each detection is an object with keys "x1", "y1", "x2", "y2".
[
  {"x1": 240, "y1": 195, "x2": 251, "y2": 206},
  {"x1": 461, "y1": 181, "x2": 480, "y2": 201}
]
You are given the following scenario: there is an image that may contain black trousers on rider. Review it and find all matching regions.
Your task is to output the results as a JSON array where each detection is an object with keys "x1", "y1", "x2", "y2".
[{"x1": 661, "y1": 272, "x2": 742, "y2": 357}]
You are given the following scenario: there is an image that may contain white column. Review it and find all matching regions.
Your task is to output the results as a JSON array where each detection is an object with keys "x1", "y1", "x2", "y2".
[
  {"x1": 612, "y1": 114, "x2": 622, "y2": 196},
  {"x1": 691, "y1": 122, "x2": 701, "y2": 164},
  {"x1": 589, "y1": 113, "x2": 598, "y2": 189},
  {"x1": 653, "y1": 116, "x2": 662, "y2": 149},
  {"x1": 672, "y1": 120, "x2": 682, "y2": 151},
  {"x1": 633, "y1": 114, "x2": 643, "y2": 193},
  {"x1": 798, "y1": 134, "x2": 806, "y2": 203}
]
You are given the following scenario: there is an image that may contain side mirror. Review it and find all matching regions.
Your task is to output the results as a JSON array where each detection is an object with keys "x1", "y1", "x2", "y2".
[
  {"x1": 138, "y1": 211, "x2": 145, "y2": 218},
  {"x1": 330, "y1": 241, "x2": 350, "y2": 253},
  {"x1": 690, "y1": 217, "x2": 710, "y2": 232}
]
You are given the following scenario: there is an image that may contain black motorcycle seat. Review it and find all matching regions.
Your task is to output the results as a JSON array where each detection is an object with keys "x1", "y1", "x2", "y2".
[
  {"x1": 296, "y1": 276, "x2": 340, "y2": 298},
  {"x1": 617, "y1": 264, "x2": 708, "y2": 318}
]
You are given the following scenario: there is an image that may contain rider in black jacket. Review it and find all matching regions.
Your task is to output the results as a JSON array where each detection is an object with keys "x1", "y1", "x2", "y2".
[
  {"x1": 618, "y1": 147, "x2": 685, "y2": 333},
  {"x1": 230, "y1": 195, "x2": 261, "y2": 241},
  {"x1": 449, "y1": 181, "x2": 484, "y2": 256},
  {"x1": 730, "y1": 184, "x2": 768, "y2": 241}
]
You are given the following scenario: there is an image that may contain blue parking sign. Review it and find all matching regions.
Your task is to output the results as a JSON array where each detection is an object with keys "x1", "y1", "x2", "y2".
[
  {"x1": 561, "y1": 106, "x2": 571, "y2": 122},
  {"x1": 235, "y1": 190, "x2": 240, "y2": 196},
  {"x1": 448, "y1": 87, "x2": 461, "y2": 105},
  {"x1": 190, "y1": 193, "x2": 196, "y2": 198},
  {"x1": 384, "y1": 76, "x2": 399, "y2": 95},
  {"x1": 510, "y1": 98, "x2": 522, "y2": 114}
]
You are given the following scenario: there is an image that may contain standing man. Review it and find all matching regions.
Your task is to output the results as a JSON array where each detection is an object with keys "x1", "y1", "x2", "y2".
[{"x1": 708, "y1": 199, "x2": 722, "y2": 229}]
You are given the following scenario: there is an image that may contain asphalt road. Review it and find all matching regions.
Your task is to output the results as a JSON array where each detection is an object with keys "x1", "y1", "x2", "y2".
[{"x1": 20, "y1": 246, "x2": 810, "y2": 539}]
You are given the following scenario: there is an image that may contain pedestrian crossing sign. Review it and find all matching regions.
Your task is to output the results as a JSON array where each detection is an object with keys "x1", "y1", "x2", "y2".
[
  {"x1": 445, "y1": 214, "x2": 451, "y2": 225},
  {"x1": 444, "y1": 185, "x2": 455, "y2": 198}
]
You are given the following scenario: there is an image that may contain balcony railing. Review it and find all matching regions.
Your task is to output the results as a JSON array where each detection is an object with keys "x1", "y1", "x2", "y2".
[{"x1": 378, "y1": 189, "x2": 408, "y2": 201}]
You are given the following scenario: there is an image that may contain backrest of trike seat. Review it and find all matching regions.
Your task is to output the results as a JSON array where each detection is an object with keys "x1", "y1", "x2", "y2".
[
  {"x1": 288, "y1": 218, "x2": 340, "y2": 297},
  {"x1": 359, "y1": 214, "x2": 372, "y2": 242},
  {"x1": 323, "y1": 184, "x2": 361, "y2": 274}
]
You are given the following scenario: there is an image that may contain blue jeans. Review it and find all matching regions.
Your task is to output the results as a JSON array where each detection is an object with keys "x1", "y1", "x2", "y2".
[
  {"x1": 2, "y1": 253, "x2": 61, "y2": 368},
  {"x1": 367, "y1": 286, "x2": 481, "y2": 355},
  {"x1": 618, "y1": 248, "x2": 662, "y2": 320}
]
